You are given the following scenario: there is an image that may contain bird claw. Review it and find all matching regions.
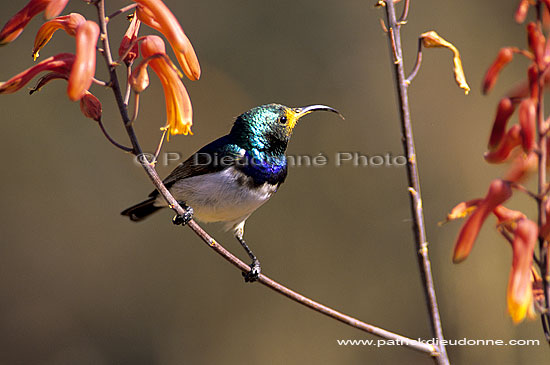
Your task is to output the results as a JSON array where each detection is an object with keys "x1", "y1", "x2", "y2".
[
  {"x1": 242, "y1": 260, "x2": 261, "y2": 282},
  {"x1": 172, "y1": 204, "x2": 193, "y2": 226}
]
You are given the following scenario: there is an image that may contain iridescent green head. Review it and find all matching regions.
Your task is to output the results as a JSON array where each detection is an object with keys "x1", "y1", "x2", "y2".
[{"x1": 229, "y1": 103, "x2": 342, "y2": 155}]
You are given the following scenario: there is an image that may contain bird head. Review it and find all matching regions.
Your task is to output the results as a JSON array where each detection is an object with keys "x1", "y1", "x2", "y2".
[{"x1": 229, "y1": 103, "x2": 342, "y2": 155}]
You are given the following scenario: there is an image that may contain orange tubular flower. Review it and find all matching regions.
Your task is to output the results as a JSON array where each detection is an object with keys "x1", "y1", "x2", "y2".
[
  {"x1": 527, "y1": 64, "x2": 539, "y2": 100},
  {"x1": 493, "y1": 205, "x2": 526, "y2": 225},
  {"x1": 0, "y1": 53, "x2": 74, "y2": 94},
  {"x1": 527, "y1": 22, "x2": 546, "y2": 68},
  {"x1": 518, "y1": 98, "x2": 536, "y2": 153},
  {"x1": 33, "y1": 13, "x2": 86, "y2": 60},
  {"x1": 488, "y1": 97, "x2": 516, "y2": 150},
  {"x1": 43, "y1": 0, "x2": 69, "y2": 19},
  {"x1": 453, "y1": 180, "x2": 513, "y2": 263},
  {"x1": 484, "y1": 124, "x2": 522, "y2": 163},
  {"x1": 134, "y1": 0, "x2": 201, "y2": 80},
  {"x1": 29, "y1": 71, "x2": 68, "y2": 94},
  {"x1": 507, "y1": 219, "x2": 537, "y2": 323},
  {"x1": 119, "y1": 14, "x2": 141, "y2": 65},
  {"x1": 515, "y1": 0, "x2": 530, "y2": 24},
  {"x1": 25, "y1": 71, "x2": 102, "y2": 122},
  {"x1": 504, "y1": 151, "x2": 537, "y2": 182},
  {"x1": 67, "y1": 20, "x2": 99, "y2": 101},
  {"x1": 482, "y1": 48, "x2": 514, "y2": 94},
  {"x1": 137, "y1": 35, "x2": 192, "y2": 135},
  {"x1": 0, "y1": 0, "x2": 69, "y2": 45}
]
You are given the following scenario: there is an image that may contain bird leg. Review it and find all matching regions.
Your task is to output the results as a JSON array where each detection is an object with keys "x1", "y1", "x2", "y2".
[
  {"x1": 235, "y1": 228, "x2": 260, "y2": 282},
  {"x1": 172, "y1": 201, "x2": 194, "y2": 226}
]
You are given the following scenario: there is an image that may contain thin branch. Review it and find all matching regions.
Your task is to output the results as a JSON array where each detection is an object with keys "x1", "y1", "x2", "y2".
[
  {"x1": 106, "y1": 3, "x2": 138, "y2": 22},
  {"x1": 92, "y1": 77, "x2": 108, "y2": 86},
  {"x1": 510, "y1": 182, "x2": 539, "y2": 200},
  {"x1": 95, "y1": 0, "x2": 140, "y2": 154},
  {"x1": 153, "y1": 128, "x2": 168, "y2": 163},
  {"x1": 91, "y1": 0, "x2": 439, "y2": 355},
  {"x1": 382, "y1": 1, "x2": 449, "y2": 364},
  {"x1": 406, "y1": 38, "x2": 423, "y2": 85},
  {"x1": 130, "y1": 93, "x2": 140, "y2": 123},
  {"x1": 139, "y1": 159, "x2": 437, "y2": 356},
  {"x1": 398, "y1": 0, "x2": 410, "y2": 24},
  {"x1": 97, "y1": 118, "x2": 133, "y2": 152},
  {"x1": 379, "y1": 18, "x2": 388, "y2": 33},
  {"x1": 123, "y1": 65, "x2": 133, "y2": 107}
]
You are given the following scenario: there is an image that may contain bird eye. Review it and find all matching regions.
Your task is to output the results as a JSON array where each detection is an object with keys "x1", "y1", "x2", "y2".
[{"x1": 279, "y1": 116, "x2": 287, "y2": 124}]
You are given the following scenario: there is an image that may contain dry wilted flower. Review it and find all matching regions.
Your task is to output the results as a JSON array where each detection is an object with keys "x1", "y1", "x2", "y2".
[{"x1": 420, "y1": 30, "x2": 470, "y2": 94}]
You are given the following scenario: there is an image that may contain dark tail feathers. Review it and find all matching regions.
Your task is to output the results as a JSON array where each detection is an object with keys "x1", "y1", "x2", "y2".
[{"x1": 121, "y1": 197, "x2": 162, "y2": 221}]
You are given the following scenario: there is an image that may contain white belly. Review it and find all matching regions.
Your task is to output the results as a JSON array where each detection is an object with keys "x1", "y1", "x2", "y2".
[{"x1": 157, "y1": 167, "x2": 278, "y2": 231}]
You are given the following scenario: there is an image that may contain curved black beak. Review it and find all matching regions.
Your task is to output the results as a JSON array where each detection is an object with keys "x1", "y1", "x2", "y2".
[{"x1": 293, "y1": 105, "x2": 345, "y2": 120}]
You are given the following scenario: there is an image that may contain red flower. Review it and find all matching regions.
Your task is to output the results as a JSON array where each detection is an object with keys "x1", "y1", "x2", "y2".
[
  {"x1": 493, "y1": 205, "x2": 526, "y2": 224},
  {"x1": 518, "y1": 98, "x2": 536, "y2": 152},
  {"x1": 0, "y1": 0, "x2": 69, "y2": 45},
  {"x1": 484, "y1": 125, "x2": 521, "y2": 163},
  {"x1": 33, "y1": 13, "x2": 86, "y2": 60},
  {"x1": 515, "y1": 0, "x2": 530, "y2": 24},
  {"x1": 0, "y1": 53, "x2": 74, "y2": 94},
  {"x1": 482, "y1": 48, "x2": 515, "y2": 94},
  {"x1": 26, "y1": 70, "x2": 102, "y2": 123},
  {"x1": 452, "y1": 180, "x2": 513, "y2": 263},
  {"x1": 487, "y1": 97, "x2": 516, "y2": 150},
  {"x1": 504, "y1": 151, "x2": 537, "y2": 182},
  {"x1": 527, "y1": 22, "x2": 546, "y2": 69},
  {"x1": 67, "y1": 20, "x2": 99, "y2": 101}
]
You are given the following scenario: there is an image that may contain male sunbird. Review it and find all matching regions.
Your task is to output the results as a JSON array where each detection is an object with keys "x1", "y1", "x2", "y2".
[{"x1": 122, "y1": 103, "x2": 342, "y2": 281}]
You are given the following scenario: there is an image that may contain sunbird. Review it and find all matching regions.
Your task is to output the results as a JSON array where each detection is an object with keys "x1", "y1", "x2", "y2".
[{"x1": 122, "y1": 103, "x2": 342, "y2": 281}]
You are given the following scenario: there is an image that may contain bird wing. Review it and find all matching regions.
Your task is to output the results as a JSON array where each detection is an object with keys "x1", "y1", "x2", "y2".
[{"x1": 148, "y1": 135, "x2": 243, "y2": 197}]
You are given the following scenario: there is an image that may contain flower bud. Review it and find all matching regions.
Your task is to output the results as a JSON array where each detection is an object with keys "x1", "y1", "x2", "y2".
[
  {"x1": 488, "y1": 97, "x2": 516, "y2": 150},
  {"x1": 482, "y1": 48, "x2": 514, "y2": 94},
  {"x1": 484, "y1": 125, "x2": 522, "y2": 163},
  {"x1": 518, "y1": 98, "x2": 536, "y2": 153},
  {"x1": 79, "y1": 91, "x2": 102, "y2": 122},
  {"x1": 515, "y1": 0, "x2": 530, "y2": 24}
]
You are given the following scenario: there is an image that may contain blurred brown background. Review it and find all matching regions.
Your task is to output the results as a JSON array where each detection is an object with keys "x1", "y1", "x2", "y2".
[{"x1": 0, "y1": 0, "x2": 547, "y2": 364}]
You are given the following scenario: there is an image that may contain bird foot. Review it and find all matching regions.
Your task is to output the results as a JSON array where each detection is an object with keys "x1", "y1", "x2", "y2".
[
  {"x1": 172, "y1": 203, "x2": 194, "y2": 226},
  {"x1": 242, "y1": 260, "x2": 261, "y2": 283}
]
